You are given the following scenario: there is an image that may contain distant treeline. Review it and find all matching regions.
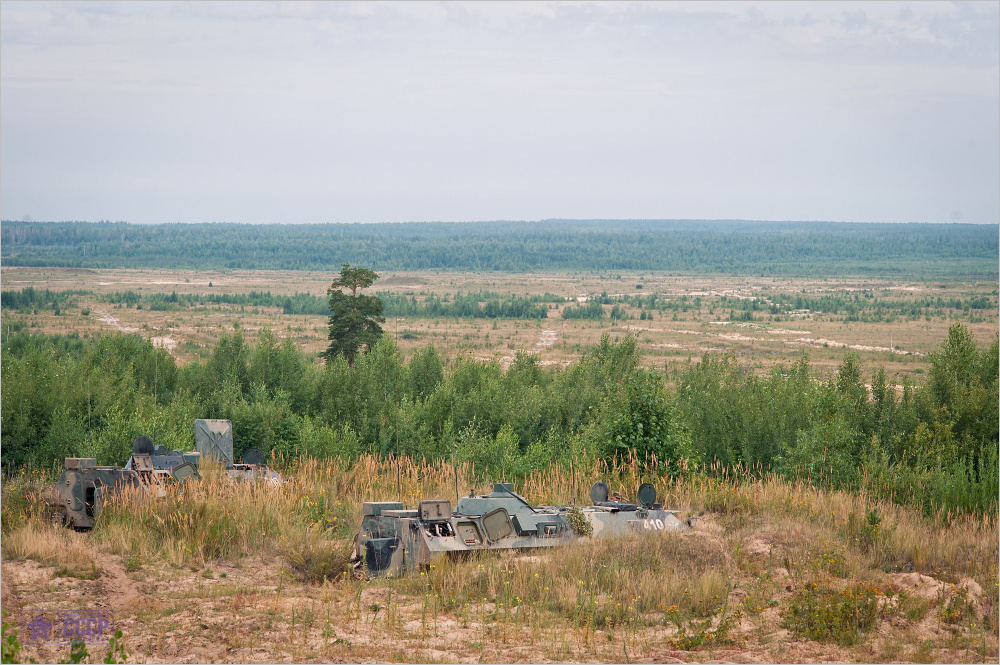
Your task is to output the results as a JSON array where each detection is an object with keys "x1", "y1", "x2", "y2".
[
  {"x1": 379, "y1": 292, "x2": 559, "y2": 319},
  {"x1": 0, "y1": 287, "x2": 93, "y2": 313},
  {"x1": 5, "y1": 285, "x2": 995, "y2": 326},
  {"x1": 2, "y1": 220, "x2": 997, "y2": 277},
  {"x1": 1, "y1": 287, "x2": 564, "y2": 320}
]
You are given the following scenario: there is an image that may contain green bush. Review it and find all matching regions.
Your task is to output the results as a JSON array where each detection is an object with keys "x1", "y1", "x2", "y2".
[
  {"x1": 599, "y1": 370, "x2": 694, "y2": 475},
  {"x1": 782, "y1": 581, "x2": 898, "y2": 646}
]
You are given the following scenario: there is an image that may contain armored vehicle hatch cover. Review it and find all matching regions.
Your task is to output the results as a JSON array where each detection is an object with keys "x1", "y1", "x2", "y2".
[{"x1": 194, "y1": 419, "x2": 234, "y2": 465}]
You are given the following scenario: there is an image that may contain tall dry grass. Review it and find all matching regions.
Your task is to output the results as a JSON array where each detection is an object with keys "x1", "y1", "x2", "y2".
[{"x1": 3, "y1": 453, "x2": 997, "y2": 623}]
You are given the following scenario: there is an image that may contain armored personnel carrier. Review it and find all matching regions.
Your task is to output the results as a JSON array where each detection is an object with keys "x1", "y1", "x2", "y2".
[
  {"x1": 49, "y1": 435, "x2": 200, "y2": 529},
  {"x1": 355, "y1": 480, "x2": 686, "y2": 576},
  {"x1": 49, "y1": 419, "x2": 279, "y2": 528}
]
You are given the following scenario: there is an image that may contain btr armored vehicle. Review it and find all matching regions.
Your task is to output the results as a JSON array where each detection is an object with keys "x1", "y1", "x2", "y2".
[
  {"x1": 355, "y1": 480, "x2": 686, "y2": 576},
  {"x1": 49, "y1": 419, "x2": 279, "y2": 528}
]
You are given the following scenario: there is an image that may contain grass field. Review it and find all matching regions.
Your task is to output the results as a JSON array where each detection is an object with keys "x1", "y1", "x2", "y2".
[
  {"x1": 2, "y1": 267, "x2": 997, "y2": 381},
  {"x1": 1, "y1": 456, "x2": 997, "y2": 664},
  {"x1": 2, "y1": 266, "x2": 997, "y2": 663}
]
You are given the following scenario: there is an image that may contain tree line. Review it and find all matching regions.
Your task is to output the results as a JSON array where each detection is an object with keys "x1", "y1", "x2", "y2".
[
  {"x1": 1, "y1": 288, "x2": 566, "y2": 320},
  {"x1": 2, "y1": 322, "x2": 996, "y2": 517},
  {"x1": 2, "y1": 220, "x2": 997, "y2": 277}
]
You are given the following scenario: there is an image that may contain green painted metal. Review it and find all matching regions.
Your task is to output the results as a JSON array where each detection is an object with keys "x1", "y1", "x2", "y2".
[{"x1": 354, "y1": 481, "x2": 687, "y2": 577}]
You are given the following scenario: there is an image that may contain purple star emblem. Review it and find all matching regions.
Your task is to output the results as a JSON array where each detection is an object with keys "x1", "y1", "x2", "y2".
[{"x1": 25, "y1": 614, "x2": 52, "y2": 642}]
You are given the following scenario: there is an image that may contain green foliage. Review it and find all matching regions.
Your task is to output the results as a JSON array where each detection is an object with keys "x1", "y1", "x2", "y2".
[
  {"x1": 1, "y1": 287, "x2": 91, "y2": 313},
  {"x1": 599, "y1": 370, "x2": 694, "y2": 475},
  {"x1": 455, "y1": 424, "x2": 522, "y2": 480},
  {"x1": 2, "y1": 611, "x2": 27, "y2": 665},
  {"x1": 3, "y1": 220, "x2": 996, "y2": 277},
  {"x1": 675, "y1": 352, "x2": 816, "y2": 469},
  {"x1": 102, "y1": 631, "x2": 127, "y2": 665},
  {"x1": 566, "y1": 506, "x2": 593, "y2": 536},
  {"x1": 380, "y1": 291, "x2": 552, "y2": 319},
  {"x1": 406, "y1": 345, "x2": 443, "y2": 402},
  {"x1": 1, "y1": 318, "x2": 995, "y2": 518},
  {"x1": 782, "y1": 410, "x2": 858, "y2": 488},
  {"x1": 561, "y1": 301, "x2": 605, "y2": 320},
  {"x1": 325, "y1": 264, "x2": 385, "y2": 365},
  {"x1": 936, "y1": 584, "x2": 972, "y2": 625},
  {"x1": 781, "y1": 581, "x2": 898, "y2": 646},
  {"x1": 665, "y1": 601, "x2": 738, "y2": 650},
  {"x1": 59, "y1": 638, "x2": 87, "y2": 664},
  {"x1": 927, "y1": 323, "x2": 999, "y2": 460}
]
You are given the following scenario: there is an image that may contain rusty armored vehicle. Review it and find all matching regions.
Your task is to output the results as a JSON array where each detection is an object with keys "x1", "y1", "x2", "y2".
[
  {"x1": 355, "y1": 480, "x2": 686, "y2": 576},
  {"x1": 50, "y1": 419, "x2": 279, "y2": 528}
]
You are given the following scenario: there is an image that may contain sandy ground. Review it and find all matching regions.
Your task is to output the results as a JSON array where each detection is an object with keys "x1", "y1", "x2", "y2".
[{"x1": 2, "y1": 520, "x2": 993, "y2": 664}]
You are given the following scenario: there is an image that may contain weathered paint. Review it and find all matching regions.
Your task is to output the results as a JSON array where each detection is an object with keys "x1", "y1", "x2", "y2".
[{"x1": 356, "y1": 483, "x2": 687, "y2": 577}]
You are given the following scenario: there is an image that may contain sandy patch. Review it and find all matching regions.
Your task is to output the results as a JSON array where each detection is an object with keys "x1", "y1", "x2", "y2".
[
  {"x1": 717, "y1": 333, "x2": 760, "y2": 343},
  {"x1": 888, "y1": 572, "x2": 943, "y2": 600},
  {"x1": 152, "y1": 336, "x2": 178, "y2": 353},
  {"x1": 535, "y1": 329, "x2": 559, "y2": 350},
  {"x1": 789, "y1": 337, "x2": 924, "y2": 357},
  {"x1": 97, "y1": 310, "x2": 139, "y2": 333}
]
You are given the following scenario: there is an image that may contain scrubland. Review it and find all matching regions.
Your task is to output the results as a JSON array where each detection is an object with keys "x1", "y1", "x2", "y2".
[
  {"x1": 3, "y1": 267, "x2": 997, "y2": 378},
  {"x1": 2, "y1": 266, "x2": 997, "y2": 663},
  {"x1": 2, "y1": 455, "x2": 997, "y2": 663}
]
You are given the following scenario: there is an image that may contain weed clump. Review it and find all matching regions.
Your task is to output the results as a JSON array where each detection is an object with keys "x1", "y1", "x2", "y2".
[
  {"x1": 567, "y1": 506, "x2": 593, "y2": 536},
  {"x1": 282, "y1": 526, "x2": 354, "y2": 584},
  {"x1": 782, "y1": 580, "x2": 898, "y2": 646}
]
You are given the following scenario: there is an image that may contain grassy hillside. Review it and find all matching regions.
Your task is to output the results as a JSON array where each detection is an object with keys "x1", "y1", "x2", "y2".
[{"x1": 1, "y1": 456, "x2": 996, "y2": 663}]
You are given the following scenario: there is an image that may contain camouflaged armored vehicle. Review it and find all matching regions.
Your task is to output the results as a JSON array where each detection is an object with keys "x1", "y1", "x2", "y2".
[
  {"x1": 49, "y1": 435, "x2": 200, "y2": 529},
  {"x1": 49, "y1": 419, "x2": 279, "y2": 528},
  {"x1": 355, "y1": 480, "x2": 686, "y2": 576}
]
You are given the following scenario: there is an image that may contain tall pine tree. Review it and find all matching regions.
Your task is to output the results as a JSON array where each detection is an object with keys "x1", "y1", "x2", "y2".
[{"x1": 325, "y1": 264, "x2": 385, "y2": 366}]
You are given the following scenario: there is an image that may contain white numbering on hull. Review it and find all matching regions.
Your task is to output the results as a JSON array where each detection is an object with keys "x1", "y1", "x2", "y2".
[{"x1": 643, "y1": 518, "x2": 666, "y2": 530}]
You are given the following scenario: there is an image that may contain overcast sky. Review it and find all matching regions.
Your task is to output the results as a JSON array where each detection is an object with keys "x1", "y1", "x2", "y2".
[{"x1": 1, "y1": 1, "x2": 997, "y2": 225}]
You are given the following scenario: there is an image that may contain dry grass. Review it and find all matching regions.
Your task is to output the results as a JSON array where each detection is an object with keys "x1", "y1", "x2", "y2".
[
  {"x1": 2, "y1": 454, "x2": 997, "y2": 662},
  {"x1": 4, "y1": 267, "x2": 996, "y2": 379},
  {"x1": 1, "y1": 522, "x2": 98, "y2": 579}
]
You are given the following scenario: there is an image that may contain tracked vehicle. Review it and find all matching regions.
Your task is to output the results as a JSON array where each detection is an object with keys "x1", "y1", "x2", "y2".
[{"x1": 355, "y1": 480, "x2": 686, "y2": 576}]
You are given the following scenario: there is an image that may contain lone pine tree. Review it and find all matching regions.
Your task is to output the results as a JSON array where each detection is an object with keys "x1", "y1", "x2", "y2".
[{"x1": 325, "y1": 264, "x2": 385, "y2": 366}]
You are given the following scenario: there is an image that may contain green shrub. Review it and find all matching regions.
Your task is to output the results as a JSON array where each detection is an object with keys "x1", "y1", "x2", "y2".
[{"x1": 782, "y1": 581, "x2": 898, "y2": 646}]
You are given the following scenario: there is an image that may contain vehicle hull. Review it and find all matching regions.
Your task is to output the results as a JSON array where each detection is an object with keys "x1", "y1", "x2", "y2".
[{"x1": 356, "y1": 487, "x2": 686, "y2": 576}]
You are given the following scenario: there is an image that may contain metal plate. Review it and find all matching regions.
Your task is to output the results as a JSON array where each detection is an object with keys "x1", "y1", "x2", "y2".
[
  {"x1": 194, "y1": 419, "x2": 234, "y2": 465},
  {"x1": 132, "y1": 455, "x2": 153, "y2": 472},
  {"x1": 637, "y1": 483, "x2": 657, "y2": 507},
  {"x1": 419, "y1": 499, "x2": 452, "y2": 521},
  {"x1": 243, "y1": 448, "x2": 263, "y2": 465},
  {"x1": 482, "y1": 508, "x2": 513, "y2": 542},
  {"x1": 132, "y1": 435, "x2": 154, "y2": 455},
  {"x1": 171, "y1": 462, "x2": 200, "y2": 486},
  {"x1": 456, "y1": 521, "x2": 482, "y2": 545},
  {"x1": 590, "y1": 481, "x2": 609, "y2": 504}
]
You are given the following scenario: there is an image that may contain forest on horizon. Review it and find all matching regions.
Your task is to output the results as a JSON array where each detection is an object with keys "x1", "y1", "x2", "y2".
[{"x1": 2, "y1": 219, "x2": 997, "y2": 277}]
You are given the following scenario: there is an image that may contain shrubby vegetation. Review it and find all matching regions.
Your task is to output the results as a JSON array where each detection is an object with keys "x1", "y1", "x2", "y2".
[
  {"x1": 0, "y1": 287, "x2": 92, "y2": 314},
  {"x1": 3, "y1": 288, "x2": 561, "y2": 320},
  {"x1": 380, "y1": 291, "x2": 555, "y2": 319},
  {"x1": 1, "y1": 323, "x2": 996, "y2": 516},
  {"x1": 2, "y1": 220, "x2": 997, "y2": 277}
]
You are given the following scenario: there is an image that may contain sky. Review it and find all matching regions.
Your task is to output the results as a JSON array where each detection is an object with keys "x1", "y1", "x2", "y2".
[{"x1": 1, "y1": 1, "x2": 997, "y2": 225}]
